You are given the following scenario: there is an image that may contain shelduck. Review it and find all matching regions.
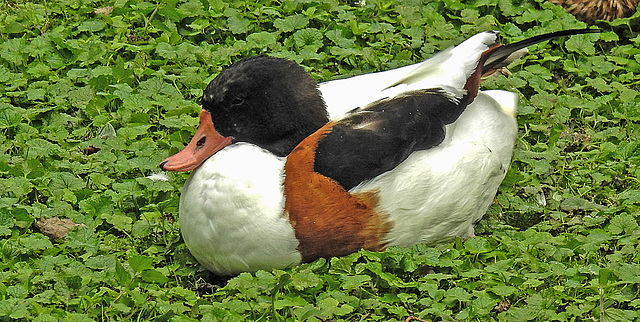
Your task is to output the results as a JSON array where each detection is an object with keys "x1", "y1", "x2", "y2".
[{"x1": 160, "y1": 29, "x2": 598, "y2": 276}]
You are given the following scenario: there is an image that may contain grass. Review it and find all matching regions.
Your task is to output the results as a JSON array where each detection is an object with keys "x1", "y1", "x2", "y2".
[{"x1": 1, "y1": 0, "x2": 639, "y2": 321}]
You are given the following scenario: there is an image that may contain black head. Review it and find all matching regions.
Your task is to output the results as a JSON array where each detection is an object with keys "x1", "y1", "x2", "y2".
[{"x1": 201, "y1": 56, "x2": 329, "y2": 157}]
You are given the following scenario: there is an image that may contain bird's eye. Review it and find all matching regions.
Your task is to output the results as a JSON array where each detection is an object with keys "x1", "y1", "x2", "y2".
[{"x1": 231, "y1": 97, "x2": 245, "y2": 106}]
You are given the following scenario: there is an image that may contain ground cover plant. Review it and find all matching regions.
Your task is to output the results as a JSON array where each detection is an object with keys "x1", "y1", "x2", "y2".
[{"x1": 1, "y1": 0, "x2": 639, "y2": 320}]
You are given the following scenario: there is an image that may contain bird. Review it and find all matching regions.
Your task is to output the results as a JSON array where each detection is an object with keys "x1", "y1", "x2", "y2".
[
  {"x1": 548, "y1": 0, "x2": 639, "y2": 24},
  {"x1": 160, "y1": 28, "x2": 598, "y2": 276}
]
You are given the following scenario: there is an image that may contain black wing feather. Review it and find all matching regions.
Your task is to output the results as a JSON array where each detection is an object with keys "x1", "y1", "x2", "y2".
[{"x1": 313, "y1": 90, "x2": 464, "y2": 190}]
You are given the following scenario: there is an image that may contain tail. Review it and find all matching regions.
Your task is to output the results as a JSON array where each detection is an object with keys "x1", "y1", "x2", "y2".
[
  {"x1": 482, "y1": 28, "x2": 600, "y2": 75},
  {"x1": 384, "y1": 28, "x2": 599, "y2": 103},
  {"x1": 384, "y1": 31, "x2": 501, "y2": 97},
  {"x1": 460, "y1": 28, "x2": 600, "y2": 105}
]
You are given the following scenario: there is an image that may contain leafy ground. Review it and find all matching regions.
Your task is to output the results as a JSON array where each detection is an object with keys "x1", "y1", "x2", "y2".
[{"x1": 1, "y1": 0, "x2": 639, "y2": 321}]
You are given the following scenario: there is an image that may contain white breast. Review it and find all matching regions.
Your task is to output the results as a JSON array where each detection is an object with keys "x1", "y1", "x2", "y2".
[{"x1": 178, "y1": 143, "x2": 300, "y2": 275}]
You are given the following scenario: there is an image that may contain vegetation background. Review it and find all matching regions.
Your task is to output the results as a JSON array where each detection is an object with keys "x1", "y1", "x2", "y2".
[{"x1": 1, "y1": 0, "x2": 639, "y2": 320}]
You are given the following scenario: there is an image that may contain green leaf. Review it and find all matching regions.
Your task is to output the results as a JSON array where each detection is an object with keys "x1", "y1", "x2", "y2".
[
  {"x1": 26, "y1": 63, "x2": 51, "y2": 78},
  {"x1": 0, "y1": 211, "x2": 14, "y2": 236},
  {"x1": 122, "y1": 94, "x2": 153, "y2": 113},
  {"x1": 619, "y1": 190, "x2": 640, "y2": 206},
  {"x1": 111, "y1": 302, "x2": 132, "y2": 314},
  {"x1": 340, "y1": 274, "x2": 371, "y2": 290},
  {"x1": 2, "y1": 20, "x2": 26, "y2": 34},
  {"x1": 156, "y1": 42, "x2": 177, "y2": 59},
  {"x1": 77, "y1": 41, "x2": 107, "y2": 66},
  {"x1": 227, "y1": 15, "x2": 251, "y2": 34},
  {"x1": 444, "y1": 287, "x2": 472, "y2": 302},
  {"x1": 78, "y1": 194, "x2": 114, "y2": 217},
  {"x1": 178, "y1": 0, "x2": 207, "y2": 17},
  {"x1": 20, "y1": 234, "x2": 53, "y2": 251},
  {"x1": 274, "y1": 296, "x2": 308, "y2": 309},
  {"x1": 115, "y1": 260, "x2": 132, "y2": 285},
  {"x1": 0, "y1": 298, "x2": 30, "y2": 319},
  {"x1": 560, "y1": 197, "x2": 606, "y2": 211},
  {"x1": 139, "y1": 77, "x2": 178, "y2": 98},
  {"x1": 490, "y1": 285, "x2": 518, "y2": 297},
  {"x1": 292, "y1": 304, "x2": 323, "y2": 321},
  {"x1": 140, "y1": 269, "x2": 169, "y2": 284},
  {"x1": 607, "y1": 214, "x2": 638, "y2": 235},
  {"x1": 12, "y1": 207, "x2": 34, "y2": 228},
  {"x1": 129, "y1": 255, "x2": 154, "y2": 273},
  {"x1": 325, "y1": 29, "x2": 355, "y2": 48},
  {"x1": 471, "y1": 291, "x2": 499, "y2": 315},
  {"x1": 289, "y1": 269, "x2": 322, "y2": 290},
  {"x1": 317, "y1": 297, "x2": 354, "y2": 318},
  {"x1": 78, "y1": 20, "x2": 105, "y2": 32},
  {"x1": 246, "y1": 32, "x2": 277, "y2": 49},
  {"x1": 565, "y1": 34, "x2": 596, "y2": 55},
  {"x1": 26, "y1": 139, "x2": 61, "y2": 159},
  {"x1": 103, "y1": 213, "x2": 133, "y2": 232},
  {"x1": 67, "y1": 86, "x2": 95, "y2": 108},
  {"x1": 464, "y1": 237, "x2": 491, "y2": 254},
  {"x1": 274, "y1": 15, "x2": 309, "y2": 32},
  {"x1": 7, "y1": 284, "x2": 28, "y2": 299},
  {"x1": 50, "y1": 172, "x2": 85, "y2": 193},
  {"x1": 365, "y1": 261, "x2": 418, "y2": 288},
  {"x1": 0, "y1": 38, "x2": 28, "y2": 66},
  {"x1": 117, "y1": 125, "x2": 152, "y2": 140},
  {"x1": 601, "y1": 308, "x2": 634, "y2": 321},
  {"x1": 271, "y1": 272, "x2": 291, "y2": 299},
  {"x1": 85, "y1": 255, "x2": 116, "y2": 270},
  {"x1": 293, "y1": 28, "x2": 324, "y2": 51},
  {"x1": 65, "y1": 227, "x2": 98, "y2": 254}
]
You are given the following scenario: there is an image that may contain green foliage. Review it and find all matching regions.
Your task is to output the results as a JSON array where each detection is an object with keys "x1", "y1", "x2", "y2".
[{"x1": 1, "y1": 0, "x2": 639, "y2": 320}]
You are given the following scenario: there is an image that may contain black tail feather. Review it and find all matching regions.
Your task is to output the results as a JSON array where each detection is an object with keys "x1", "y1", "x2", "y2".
[{"x1": 483, "y1": 28, "x2": 600, "y2": 73}]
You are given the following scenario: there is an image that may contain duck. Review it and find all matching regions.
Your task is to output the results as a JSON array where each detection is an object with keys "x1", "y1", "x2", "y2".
[
  {"x1": 160, "y1": 28, "x2": 598, "y2": 276},
  {"x1": 548, "y1": 0, "x2": 639, "y2": 24}
]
